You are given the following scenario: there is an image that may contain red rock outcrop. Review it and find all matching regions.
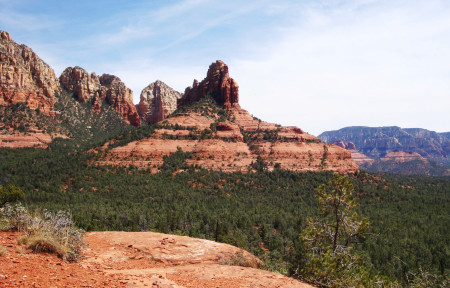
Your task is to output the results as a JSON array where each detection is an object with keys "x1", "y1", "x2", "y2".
[
  {"x1": 0, "y1": 30, "x2": 61, "y2": 114},
  {"x1": 138, "y1": 80, "x2": 182, "y2": 123},
  {"x1": 1, "y1": 231, "x2": 314, "y2": 288},
  {"x1": 97, "y1": 61, "x2": 359, "y2": 174},
  {"x1": 60, "y1": 67, "x2": 141, "y2": 126},
  {"x1": 99, "y1": 107, "x2": 359, "y2": 174},
  {"x1": 178, "y1": 60, "x2": 239, "y2": 109},
  {"x1": 99, "y1": 74, "x2": 141, "y2": 126},
  {"x1": 59, "y1": 66, "x2": 102, "y2": 104},
  {"x1": 380, "y1": 151, "x2": 427, "y2": 163}
]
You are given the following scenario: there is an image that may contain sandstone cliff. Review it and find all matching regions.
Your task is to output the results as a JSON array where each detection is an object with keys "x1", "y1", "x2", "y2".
[
  {"x1": 178, "y1": 60, "x2": 239, "y2": 109},
  {"x1": 60, "y1": 67, "x2": 141, "y2": 126},
  {"x1": 0, "y1": 31, "x2": 61, "y2": 115},
  {"x1": 137, "y1": 80, "x2": 182, "y2": 124}
]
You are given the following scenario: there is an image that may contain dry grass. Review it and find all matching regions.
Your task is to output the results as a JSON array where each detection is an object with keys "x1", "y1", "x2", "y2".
[
  {"x1": 219, "y1": 251, "x2": 260, "y2": 268},
  {"x1": 27, "y1": 235, "x2": 66, "y2": 258},
  {"x1": 1, "y1": 203, "x2": 84, "y2": 262},
  {"x1": 17, "y1": 235, "x2": 28, "y2": 245}
]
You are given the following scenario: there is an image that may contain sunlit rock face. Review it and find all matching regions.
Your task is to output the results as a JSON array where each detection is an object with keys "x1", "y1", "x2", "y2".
[
  {"x1": 0, "y1": 30, "x2": 61, "y2": 114},
  {"x1": 60, "y1": 67, "x2": 141, "y2": 126},
  {"x1": 138, "y1": 80, "x2": 182, "y2": 124}
]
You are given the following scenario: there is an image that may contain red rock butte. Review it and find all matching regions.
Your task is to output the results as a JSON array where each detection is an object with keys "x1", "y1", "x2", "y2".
[
  {"x1": 178, "y1": 60, "x2": 239, "y2": 109},
  {"x1": 100, "y1": 60, "x2": 359, "y2": 174}
]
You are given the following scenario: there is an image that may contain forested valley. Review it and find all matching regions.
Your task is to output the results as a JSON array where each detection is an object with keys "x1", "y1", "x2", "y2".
[{"x1": 0, "y1": 137, "x2": 448, "y2": 286}]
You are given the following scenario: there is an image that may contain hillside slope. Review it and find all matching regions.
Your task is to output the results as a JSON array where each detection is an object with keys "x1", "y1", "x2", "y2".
[
  {"x1": 99, "y1": 63, "x2": 359, "y2": 174},
  {"x1": 1, "y1": 31, "x2": 358, "y2": 174}
]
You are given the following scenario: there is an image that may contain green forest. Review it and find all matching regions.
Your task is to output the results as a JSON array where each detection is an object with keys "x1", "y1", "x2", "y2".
[
  {"x1": 0, "y1": 141, "x2": 448, "y2": 286},
  {"x1": 0, "y1": 98, "x2": 449, "y2": 287}
]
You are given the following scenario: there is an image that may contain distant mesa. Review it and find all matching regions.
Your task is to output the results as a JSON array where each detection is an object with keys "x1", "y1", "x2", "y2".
[{"x1": 321, "y1": 126, "x2": 450, "y2": 176}]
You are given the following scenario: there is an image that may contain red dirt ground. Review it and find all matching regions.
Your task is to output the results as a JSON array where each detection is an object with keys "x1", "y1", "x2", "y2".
[{"x1": 1, "y1": 231, "x2": 315, "y2": 288}]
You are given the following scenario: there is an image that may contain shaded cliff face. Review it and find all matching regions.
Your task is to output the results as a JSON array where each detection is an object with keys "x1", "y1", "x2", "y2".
[
  {"x1": 178, "y1": 60, "x2": 239, "y2": 109},
  {"x1": 137, "y1": 80, "x2": 182, "y2": 124},
  {"x1": 99, "y1": 74, "x2": 141, "y2": 126},
  {"x1": 320, "y1": 127, "x2": 450, "y2": 176},
  {"x1": 0, "y1": 31, "x2": 61, "y2": 115},
  {"x1": 60, "y1": 67, "x2": 141, "y2": 126}
]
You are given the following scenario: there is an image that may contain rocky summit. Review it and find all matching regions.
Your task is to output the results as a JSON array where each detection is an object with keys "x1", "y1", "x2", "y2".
[
  {"x1": 0, "y1": 30, "x2": 358, "y2": 174},
  {"x1": 60, "y1": 67, "x2": 141, "y2": 126},
  {"x1": 137, "y1": 80, "x2": 182, "y2": 124},
  {"x1": 178, "y1": 60, "x2": 239, "y2": 109},
  {"x1": 99, "y1": 60, "x2": 359, "y2": 174},
  {"x1": 0, "y1": 31, "x2": 61, "y2": 115}
]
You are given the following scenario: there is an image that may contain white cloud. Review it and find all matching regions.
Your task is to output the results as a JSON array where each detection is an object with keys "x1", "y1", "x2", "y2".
[
  {"x1": 2, "y1": 0, "x2": 448, "y2": 134},
  {"x1": 232, "y1": 0, "x2": 450, "y2": 135}
]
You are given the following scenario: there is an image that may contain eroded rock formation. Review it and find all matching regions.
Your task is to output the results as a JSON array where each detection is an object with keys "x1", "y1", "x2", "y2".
[
  {"x1": 99, "y1": 74, "x2": 141, "y2": 126},
  {"x1": 59, "y1": 66, "x2": 102, "y2": 104},
  {"x1": 99, "y1": 104, "x2": 359, "y2": 174},
  {"x1": 178, "y1": 60, "x2": 239, "y2": 109},
  {"x1": 0, "y1": 30, "x2": 61, "y2": 114},
  {"x1": 138, "y1": 80, "x2": 182, "y2": 124},
  {"x1": 60, "y1": 67, "x2": 141, "y2": 126}
]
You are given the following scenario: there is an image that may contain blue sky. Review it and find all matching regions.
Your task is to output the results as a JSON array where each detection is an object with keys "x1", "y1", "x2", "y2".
[{"x1": 1, "y1": 0, "x2": 449, "y2": 135}]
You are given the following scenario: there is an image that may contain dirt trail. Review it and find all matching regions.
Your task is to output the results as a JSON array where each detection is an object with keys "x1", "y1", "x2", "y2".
[{"x1": 0, "y1": 231, "x2": 314, "y2": 288}]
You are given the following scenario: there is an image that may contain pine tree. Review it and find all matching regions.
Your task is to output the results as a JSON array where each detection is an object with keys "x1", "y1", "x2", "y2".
[{"x1": 297, "y1": 174, "x2": 370, "y2": 287}]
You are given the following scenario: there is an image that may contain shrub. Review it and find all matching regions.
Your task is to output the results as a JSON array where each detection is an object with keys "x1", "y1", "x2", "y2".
[
  {"x1": 0, "y1": 184, "x2": 25, "y2": 206},
  {"x1": 0, "y1": 203, "x2": 84, "y2": 262},
  {"x1": 219, "y1": 251, "x2": 260, "y2": 268},
  {"x1": 0, "y1": 203, "x2": 29, "y2": 231},
  {"x1": 27, "y1": 235, "x2": 65, "y2": 257}
]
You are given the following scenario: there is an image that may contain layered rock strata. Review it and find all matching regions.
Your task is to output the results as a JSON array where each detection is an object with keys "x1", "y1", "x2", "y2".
[
  {"x1": 137, "y1": 80, "x2": 182, "y2": 123},
  {"x1": 98, "y1": 60, "x2": 358, "y2": 173},
  {"x1": 333, "y1": 140, "x2": 375, "y2": 165},
  {"x1": 99, "y1": 100, "x2": 358, "y2": 174},
  {"x1": 60, "y1": 67, "x2": 141, "y2": 126},
  {"x1": 0, "y1": 31, "x2": 61, "y2": 114}
]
